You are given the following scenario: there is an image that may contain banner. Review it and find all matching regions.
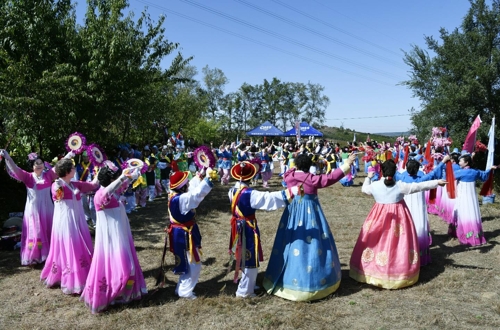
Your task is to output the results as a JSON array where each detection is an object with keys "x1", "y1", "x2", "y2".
[
  {"x1": 462, "y1": 115, "x2": 481, "y2": 153},
  {"x1": 485, "y1": 117, "x2": 495, "y2": 169}
]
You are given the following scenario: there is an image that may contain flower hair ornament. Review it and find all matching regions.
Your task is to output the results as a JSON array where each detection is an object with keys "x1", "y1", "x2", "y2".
[
  {"x1": 28, "y1": 153, "x2": 38, "y2": 161},
  {"x1": 104, "y1": 160, "x2": 119, "y2": 173}
]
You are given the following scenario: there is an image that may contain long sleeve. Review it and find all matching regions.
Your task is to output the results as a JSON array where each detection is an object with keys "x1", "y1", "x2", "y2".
[
  {"x1": 74, "y1": 180, "x2": 100, "y2": 194},
  {"x1": 423, "y1": 162, "x2": 445, "y2": 180},
  {"x1": 3, "y1": 155, "x2": 30, "y2": 183},
  {"x1": 361, "y1": 177, "x2": 373, "y2": 195},
  {"x1": 104, "y1": 175, "x2": 130, "y2": 197},
  {"x1": 308, "y1": 168, "x2": 346, "y2": 189},
  {"x1": 398, "y1": 180, "x2": 439, "y2": 195},
  {"x1": 476, "y1": 168, "x2": 491, "y2": 181},
  {"x1": 249, "y1": 190, "x2": 287, "y2": 210},
  {"x1": 178, "y1": 178, "x2": 213, "y2": 215}
]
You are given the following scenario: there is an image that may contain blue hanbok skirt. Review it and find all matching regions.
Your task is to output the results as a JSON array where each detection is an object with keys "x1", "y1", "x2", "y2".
[{"x1": 263, "y1": 194, "x2": 341, "y2": 301}]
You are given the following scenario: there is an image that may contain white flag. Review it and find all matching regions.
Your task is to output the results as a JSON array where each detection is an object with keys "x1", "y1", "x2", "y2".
[{"x1": 485, "y1": 117, "x2": 495, "y2": 169}]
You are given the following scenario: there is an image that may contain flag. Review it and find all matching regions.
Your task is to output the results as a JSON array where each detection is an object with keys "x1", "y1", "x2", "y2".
[
  {"x1": 445, "y1": 162, "x2": 456, "y2": 199},
  {"x1": 295, "y1": 119, "x2": 301, "y2": 142},
  {"x1": 353, "y1": 133, "x2": 356, "y2": 142},
  {"x1": 236, "y1": 135, "x2": 239, "y2": 146},
  {"x1": 485, "y1": 117, "x2": 495, "y2": 169},
  {"x1": 366, "y1": 134, "x2": 371, "y2": 142},
  {"x1": 480, "y1": 117, "x2": 495, "y2": 196},
  {"x1": 462, "y1": 115, "x2": 481, "y2": 153}
]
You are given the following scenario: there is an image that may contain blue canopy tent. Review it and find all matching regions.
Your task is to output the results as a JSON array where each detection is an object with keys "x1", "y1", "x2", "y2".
[
  {"x1": 284, "y1": 122, "x2": 323, "y2": 137},
  {"x1": 246, "y1": 121, "x2": 284, "y2": 136}
]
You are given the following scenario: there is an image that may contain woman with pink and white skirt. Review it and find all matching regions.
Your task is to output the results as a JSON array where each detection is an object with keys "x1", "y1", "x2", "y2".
[
  {"x1": 40, "y1": 158, "x2": 99, "y2": 294},
  {"x1": 81, "y1": 161, "x2": 147, "y2": 313}
]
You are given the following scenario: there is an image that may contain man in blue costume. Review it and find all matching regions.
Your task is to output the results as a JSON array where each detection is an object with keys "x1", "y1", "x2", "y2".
[
  {"x1": 168, "y1": 168, "x2": 215, "y2": 299},
  {"x1": 228, "y1": 161, "x2": 298, "y2": 298}
]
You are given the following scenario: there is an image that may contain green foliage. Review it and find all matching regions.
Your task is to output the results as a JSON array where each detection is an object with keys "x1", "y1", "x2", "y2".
[
  {"x1": 213, "y1": 77, "x2": 329, "y2": 137},
  {"x1": 402, "y1": 0, "x2": 500, "y2": 146},
  {"x1": 0, "y1": 0, "x2": 339, "y2": 158},
  {"x1": 0, "y1": 0, "x2": 192, "y2": 159}
]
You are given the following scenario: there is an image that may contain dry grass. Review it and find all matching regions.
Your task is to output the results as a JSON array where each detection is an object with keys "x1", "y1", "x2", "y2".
[{"x1": 1, "y1": 168, "x2": 500, "y2": 330}]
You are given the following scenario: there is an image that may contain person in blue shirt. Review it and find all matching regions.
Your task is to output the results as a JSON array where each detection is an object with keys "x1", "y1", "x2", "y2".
[
  {"x1": 396, "y1": 155, "x2": 449, "y2": 265},
  {"x1": 450, "y1": 153, "x2": 496, "y2": 246}
]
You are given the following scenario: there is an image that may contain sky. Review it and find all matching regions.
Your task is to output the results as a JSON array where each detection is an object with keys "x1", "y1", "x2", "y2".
[{"x1": 75, "y1": 0, "x2": 478, "y2": 134}]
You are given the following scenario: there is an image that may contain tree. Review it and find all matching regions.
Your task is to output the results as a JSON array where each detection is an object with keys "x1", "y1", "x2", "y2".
[
  {"x1": 80, "y1": 0, "x2": 192, "y2": 147},
  {"x1": 0, "y1": 0, "x2": 82, "y2": 157},
  {"x1": 301, "y1": 82, "x2": 329, "y2": 128},
  {"x1": 402, "y1": 0, "x2": 500, "y2": 144},
  {"x1": 202, "y1": 65, "x2": 228, "y2": 120}
]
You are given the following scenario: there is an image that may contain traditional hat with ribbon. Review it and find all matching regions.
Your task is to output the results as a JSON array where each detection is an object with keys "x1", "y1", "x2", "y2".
[
  {"x1": 170, "y1": 171, "x2": 189, "y2": 190},
  {"x1": 230, "y1": 161, "x2": 258, "y2": 181}
]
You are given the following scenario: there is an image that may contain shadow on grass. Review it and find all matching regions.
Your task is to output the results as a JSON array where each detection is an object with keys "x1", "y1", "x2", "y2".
[
  {"x1": 481, "y1": 216, "x2": 498, "y2": 222},
  {"x1": 418, "y1": 228, "x2": 500, "y2": 284},
  {"x1": 0, "y1": 249, "x2": 41, "y2": 278}
]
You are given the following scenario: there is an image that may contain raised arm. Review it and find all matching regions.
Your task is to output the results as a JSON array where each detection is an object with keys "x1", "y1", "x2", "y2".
[
  {"x1": 362, "y1": 172, "x2": 374, "y2": 195},
  {"x1": 0, "y1": 149, "x2": 31, "y2": 183},
  {"x1": 398, "y1": 180, "x2": 443, "y2": 195},
  {"x1": 249, "y1": 187, "x2": 297, "y2": 210}
]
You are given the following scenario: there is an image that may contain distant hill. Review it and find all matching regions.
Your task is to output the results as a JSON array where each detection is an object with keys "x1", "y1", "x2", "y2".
[
  {"x1": 319, "y1": 126, "x2": 403, "y2": 144},
  {"x1": 375, "y1": 132, "x2": 411, "y2": 137}
]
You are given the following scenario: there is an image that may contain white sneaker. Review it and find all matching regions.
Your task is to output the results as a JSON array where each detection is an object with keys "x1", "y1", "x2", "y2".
[
  {"x1": 236, "y1": 293, "x2": 256, "y2": 298},
  {"x1": 179, "y1": 292, "x2": 197, "y2": 300}
]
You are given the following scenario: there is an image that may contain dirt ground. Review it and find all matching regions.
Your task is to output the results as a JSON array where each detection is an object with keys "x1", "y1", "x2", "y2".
[{"x1": 0, "y1": 168, "x2": 499, "y2": 330}]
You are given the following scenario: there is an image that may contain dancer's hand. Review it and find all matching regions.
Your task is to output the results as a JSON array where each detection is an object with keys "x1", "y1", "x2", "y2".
[
  {"x1": 437, "y1": 179, "x2": 447, "y2": 186},
  {"x1": 367, "y1": 172, "x2": 375, "y2": 179},
  {"x1": 124, "y1": 168, "x2": 140, "y2": 181},
  {"x1": 442, "y1": 155, "x2": 450, "y2": 163},
  {"x1": 206, "y1": 167, "x2": 218, "y2": 181},
  {"x1": 0, "y1": 149, "x2": 10, "y2": 159},
  {"x1": 64, "y1": 151, "x2": 76, "y2": 159},
  {"x1": 346, "y1": 152, "x2": 357, "y2": 166}
]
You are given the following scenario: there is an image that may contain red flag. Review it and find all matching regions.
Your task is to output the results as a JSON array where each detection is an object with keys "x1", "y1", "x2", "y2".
[
  {"x1": 480, "y1": 171, "x2": 494, "y2": 196},
  {"x1": 462, "y1": 115, "x2": 481, "y2": 153},
  {"x1": 429, "y1": 188, "x2": 437, "y2": 204},
  {"x1": 425, "y1": 139, "x2": 432, "y2": 163},
  {"x1": 445, "y1": 162, "x2": 456, "y2": 199},
  {"x1": 402, "y1": 146, "x2": 409, "y2": 169}
]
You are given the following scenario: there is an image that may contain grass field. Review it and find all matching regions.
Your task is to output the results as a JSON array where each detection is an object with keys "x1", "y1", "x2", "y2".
[{"x1": 0, "y1": 167, "x2": 499, "y2": 330}]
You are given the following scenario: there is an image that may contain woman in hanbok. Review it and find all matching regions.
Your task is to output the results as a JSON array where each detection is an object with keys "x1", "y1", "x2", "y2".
[
  {"x1": 263, "y1": 152, "x2": 356, "y2": 301},
  {"x1": 438, "y1": 151, "x2": 461, "y2": 232},
  {"x1": 216, "y1": 144, "x2": 232, "y2": 185},
  {"x1": 81, "y1": 161, "x2": 147, "y2": 313},
  {"x1": 0, "y1": 149, "x2": 72, "y2": 265},
  {"x1": 350, "y1": 160, "x2": 445, "y2": 289},
  {"x1": 259, "y1": 146, "x2": 273, "y2": 188},
  {"x1": 40, "y1": 158, "x2": 99, "y2": 294},
  {"x1": 396, "y1": 156, "x2": 448, "y2": 266},
  {"x1": 450, "y1": 153, "x2": 496, "y2": 246}
]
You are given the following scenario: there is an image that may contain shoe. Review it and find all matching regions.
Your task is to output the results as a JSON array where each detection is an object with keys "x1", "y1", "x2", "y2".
[
  {"x1": 179, "y1": 293, "x2": 197, "y2": 300},
  {"x1": 236, "y1": 293, "x2": 256, "y2": 298}
]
